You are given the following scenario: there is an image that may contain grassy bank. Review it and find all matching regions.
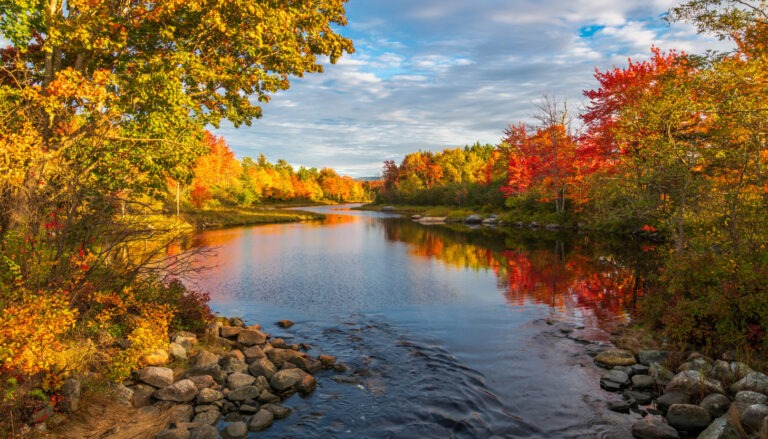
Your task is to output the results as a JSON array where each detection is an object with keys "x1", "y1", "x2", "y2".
[
  {"x1": 357, "y1": 203, "x2": 578, "y2": 227},
  {"x1": 181, "y1": 207, "x2": 325, "y2": 230}
]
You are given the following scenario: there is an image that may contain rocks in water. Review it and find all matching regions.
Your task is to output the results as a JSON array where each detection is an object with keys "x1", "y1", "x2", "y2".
[
  {"x1": 277, "y1": 320, "x2": 294, "y2": 328},
  {"x1": 263, "y1": 403, "x2": 292, "y2": 419},
  {"x1": 697, "y1": 417, "x2": 741, "y2": 439},
  {"x1": 248, "y1": 358, "x2": 277, "y2": 379},
  {"x1": 601, "y1": 369, "x2": 631, "y2": 391},
  {"x1": 631, "y1": 416, "x2": 680, "y2": 439},
  {"x1": 464, "y1": 214, "x2": 483, "y2": 224},
  {"x1": 227, "y1": 385, "x2": 260, "y2": 402},
  {"x1": 624, "y1": 390, "x2": 653, "y2": 406},
  {"x1": 270, "y1": 368, "x2": 311, "y2": 394},
  {"x1": 139, "y1": 366, "x2": 174, "y2": 388},
  {"x1": 666, "y1": 370, "x2": 725, "y2": 397},
  {"x1": 666, "y1": 403, "x2": 711, "y2": 433},
  {"x1": 248, "y1": 409, "x2": 274, "y2": 432},
  {"x1": 700, "y1": 393, "x2": 731, "y2": 418},
  {"x1": 154, "y1": 379, "x2": 198, "y2": 403},
  {"x1": 607, "y1": 399, "x2": 634, "y2": 414},
  {"x1": 380, "y1": 206, "x2": 395, "y2": 212},
  {"x1": 595, "y1": 349, "x2": 636, "y2": 368}
]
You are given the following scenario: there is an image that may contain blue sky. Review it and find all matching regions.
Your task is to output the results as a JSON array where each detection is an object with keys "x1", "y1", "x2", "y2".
[
  {"x1": 2, "y1": 1, "x2": 729, "y2": 178},
  {"x1": 212, "y1": 0, "x2": 729, "y2": 178}
]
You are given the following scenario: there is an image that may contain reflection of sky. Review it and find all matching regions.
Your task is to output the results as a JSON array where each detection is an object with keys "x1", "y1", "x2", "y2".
[{"x1": 189, "y1": 206, "x2": 637, "y2": 329}]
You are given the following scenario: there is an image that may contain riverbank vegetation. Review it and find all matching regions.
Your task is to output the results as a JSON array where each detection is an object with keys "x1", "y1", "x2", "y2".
[
  {"x1": 0, "y1": 0, "x2": 354, "y2": 435},
  {"x1": 372, "y1": 1, "x2": 768, "y2": 358}
]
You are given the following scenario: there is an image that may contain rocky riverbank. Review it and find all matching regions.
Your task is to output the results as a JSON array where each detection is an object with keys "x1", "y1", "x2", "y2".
[
  {"x1": 594, "y1": 345, "x2": 768, "y2": 438},
  {"x1": 38, "y1": 317, "x2": 343, "y2": 439}
]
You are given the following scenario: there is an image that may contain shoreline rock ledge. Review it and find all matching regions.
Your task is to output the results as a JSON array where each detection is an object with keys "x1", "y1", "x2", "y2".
[{"x1": 593, "y1": 346, "x2": 768, "y2": 439}]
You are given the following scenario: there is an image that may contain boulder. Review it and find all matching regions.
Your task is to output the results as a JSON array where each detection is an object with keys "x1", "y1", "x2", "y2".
[
  {"x1": 711, "y1": 361, "x2": 752, "y2": 384},
  {"x1": 227, "y1": 385, "x2": 260, "y2": 402},
  {"x1": 601, "y1": 369, "x2": 631, "y2": 392},
  {"x1": 632, "y1": 374, "x2": 656, "y2": 390},
  {"x1": 59, "y1": 377, "x2": 82, "y2": 413},
  {"x1": 153, "y1": 379, "x2": 198, "y2": 403},
  {"x1": 656, "y1": 392, "x2": 691, "y2": 414},
  {"x1": 221, "y1": 421, "x2": 248, "y2": 439},
  {"x1": 196, "y1": 388, "x2": 223, "y2": 404},
  {"x1": 130, "y1": 383, "x2": 156, "y2": 408},
  {"x1": 248, "y1": 358, "x2": 277, "y2": 379},
  {"x1": 700, "y1": 393, "x2": 731, "y2": 418},
  {"x1": 258, "y1": 390, "x2": 281, "y2": 404},
  {"x1": 649, "y1": 363, "x2": 676, "y2": 387},
  {"x1": 740, "y1": 403, "x2": 768, "y2": 433},
  {"x1": 191, "y1": 350, "x2": 220, "y2": 368},
  {"x1": 381, "y1": 206, "x2": 395, "y2": 212},
  {"x1": 730, "y1": 372, "x2": 768, "y2": 395},
  {"x1": 623, "y1": 390, "x2": 653, "y2": 405},
  {"x1": 227, "y1": 373, "x2": 256, "y2": 389},
  {"x1": 678, "y1": 358, "x2": 712, "y2": 375},
  {"x1": 237, "y1": 330, "x2": 267, "y2": 346},
  {"x1": 219, "y1": 356, "x2": 248, "y2": 375},
  {"x1": 167, "y1": 404, "x2": 194, "y2": 423},
  {"x1": 188, "y1": 425, "x2": 218, "y2": 439},
  {"x1": 464, "y1": 214, "x2": 483, "y2": 224},
  {"x1": 169, "y1": 343, "x2": 187, "y2": 361},
  {"x1": 113, "y1": 383, "x2": 134, "y2": 405},
  {"x1": 595, "y1": 349, "x2": 636, "y2": 368},
  {"x1": 155, "y1": 428, "x2": 191, "y2": 439},
  {"x1": 666, "y1": 403, "x2": 711, "y2": 432},
  {"x1": 262, "y1": 403, "x2": 292, "y2": 419},
  {"x1": 192, "y1": 410, "x2": 221, "y2": 425},
  {"x1": 697, "y1": 417, "x2": 741, "y2": 439},
  {"x1": 631, "y1": 416, "x2": 680, "y2": 439},
  {"x1": 666, "y1": 370, "x2": 725, "y2": 397},
  {"x1": 139, "y1": 366, "x2": 174, "y2": 388},
  {"x1": 270, "y1": 368, "x2": 312, "y2": 394},
  {"x1": 242, "y1": 346, "x2": 266, "y2": 361},
  {"x1": 607, "y1": 399, "x2": 633, "y2": 414},
  {"x1": 141, "y1": 349, "x2": 170, "y2": 366},
  {"x1": 297, "y1": 374, "x2": 317, "y2": 395},
  {"x1": 319, "y1": 355, "x2": 337, "y2": 369},
  {"x1": 220, "y1": 326, "x2": 244, "y2": 338},
  {"x1": 172, "y1": 332, "x2": 198, "y2": 350},
  {"x1": 187, "y1": 375, "x2": 217, "y2": 390},
  {"x1": 183, "y1": 365, "x2": 225, "y2": 384},
  {"x1": 247, "y1": 409, "x2": 274, "y2": 432},
  {"x1": 277, "y1": 320, "x2": 294, "y2": 328}
]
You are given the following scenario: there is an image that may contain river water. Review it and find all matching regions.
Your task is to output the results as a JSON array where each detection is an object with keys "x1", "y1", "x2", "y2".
[{"x1": 187, "y1": 204, "x2": 655, "y2": 438}]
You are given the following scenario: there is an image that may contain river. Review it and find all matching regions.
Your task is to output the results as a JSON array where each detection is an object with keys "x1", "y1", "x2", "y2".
[{"x1": 186, "y1": 204, "x2": 655, "y2": 438}]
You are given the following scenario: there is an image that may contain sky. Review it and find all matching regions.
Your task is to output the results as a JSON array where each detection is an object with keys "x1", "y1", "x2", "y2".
[
  {"x1": 212, "y1": 0, "x2": 730, "y2": 178},
  {"x1": 1, "y1": 1, "x2": 730, "y2": 178}
]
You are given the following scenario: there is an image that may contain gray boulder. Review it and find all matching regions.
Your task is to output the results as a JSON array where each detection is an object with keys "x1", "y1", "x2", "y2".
[
  {"x1": 601, "y1": 369, "x2": 631, "y2": 392},
  {"x1": 656, "y1": 392, "x2": 691, "y2": 414},
  {"x1": 248, "y1": 358, "x2": 277, "y2": 379},
  {"x1": 631, "y1": 416, "x2": 680, "y2": 439},
  {"x1": 169, "y1": 343, "x2": 187, "y2": 360},
  {"x1": 638, "y1": 350, "x2": 669, "y2": 366},
  {"x1": 730, "y1": 371, "x2": 768, "y2": 395},
  {"x1": 59, "y1": 377, "x2": 82, "y2": 413},
  {"x1": 227, "y1": 372, "x2": 256, "y2": 389},
  {"x1": 139, "y1": 366, "x2": 174, "y2": 388},
  {"x1": 632, "y1": 374, "x2": 655, "y2": 390},
  {"x1": 700, "y1": 393, "x2": 730, "y2": 418},
  {"x1": 190, "y1": 350, "x2": 220, "y2": 368},
  {"x1": 735, "y1": 390, "x2": 768, "y2": 405},
  {"x1": 153, "y1": 379, "x2": 198, "y2": 402},
  {"x1": 711, "y1": 361, "x2": 752, "y2": 384},
  {"x1": 262, "y1": 403, "x2": 292, "y2": 419},
  {"x1": 697, "y1": 417, "x2": 741, "y2": 439},
  {"x1": 464, "y1": 214, "x2": 483, "y2": 224},
  {"x1": 183, "y1": 364, "x2": 225, "y2": 384},
  {"x1": 227, "y1": 385, "x2": 260, "y2": 402},
  {"x1": 192, "y1": 410, "x2": 221, "y2": 425},
  {"x1": 740, "y1": 403, "x2": 768, "y2": 433},
  {"x1": 221, "y1": 421, "x2": 248, "y2": 439},
  {"x1": 196, "y1": 388, "x2": 223, "y2": 404},
  {"x1": 666, "y1": 403, "x2": 711, "y2": 432},
  {"x1": 248, "y1": 409, "x2": 274, "y2": 431},
  {"x1": 269, "y1": 368, "x2": 310, "y2": 393},
  {"x1": 188, "y1": 425, "x2": 218, "y2": 439},
  {"x1": 649, "y1": 363, "x2": 675, "y2": 387},
  {"x1": 130, "y1": 383, "x2": 156, "y2": 408},
  {"x1": 666, "y1": 370, "x2": 724, "y2": 397},
  {"x1": 238, "y1": 329, "x2": 267, "y2": 346}
]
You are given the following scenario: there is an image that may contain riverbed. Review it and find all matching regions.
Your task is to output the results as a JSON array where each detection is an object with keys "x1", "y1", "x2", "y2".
[{"x1": 187, "y1": 204, "x2": 652, "y2": 438}]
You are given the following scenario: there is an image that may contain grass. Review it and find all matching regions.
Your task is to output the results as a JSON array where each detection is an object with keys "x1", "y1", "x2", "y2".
[{"x1": 181, "y1": 207, "x2": 325, "y2": 230}]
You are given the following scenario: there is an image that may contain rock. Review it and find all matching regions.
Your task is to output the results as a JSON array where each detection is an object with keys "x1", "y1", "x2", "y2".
[
  {"x1": 168, "y1": 404, "x2": 195, "y2": 423},
  {"x1": 697, "y1": 417, "x2": 741, "y2": 439},
  {"x1": 221, "y1": 421, "x2": 248, "y2": 439},
  {"x1": 229, "y1": 317, "x2": 245, "y2": 327},
  {"x1": 464, "y1": 214, "x2": 483, "y2": 224},
  {"x1": 237, "y1": 330, "x2": 267, "y2": 346},
  {"x1": 155, "y1": 428, "x2": 190, "y2": 439},
  {"x1": 262, "y1": 403, "x2": 292, "y2": 419},
  {"x1": 631, "y1": 416, "x2": 680, "y2": 439},
  {"x1": 153, "y1": 379, "x2": 198, "y2": 402},
  {"x1": 239, "y1": 404, "x2": 259, "y2": 414},
  {"x1": 297, "y1": 374, "x2": 317, "y2": 395},
  {"x1": 666, "y1": 403, "x2": 711, "y2": 432},
  {"x1": 624, "y1": 390, "x2": 653, "y2": 405},
  {"x1": 269, "y1": 368, "x2": 310, "y2": 393},
  {"x1": 187, "y1": 375, "x2": 217, "y2": 390},
  {"x1": 543, "y1": 223, "x2": 559, "y2": 230},
  {"x1": 227, "y1": 373, "x2": 256, "y2": 389},
  {"x1": 740, "y1": 403, "x2": 768, "y2": 433},
  {"x1": 631, "y1": 364, "x2": 651, "y2": 376},
  {"x1": 141, "y1": 349, "x2": 170, "y2": 366},
  {"x1": 195, "y1": 404, "x2": 219, "y2": 414},
  {"x1": 607, "y1": 399, "x2": 634, "y2": 413},
  {"x1": 656, "y1": 392, "x2": 691, "y2": 414},
  {"x1": 139, "y1": 366, "x2": 175, "y2": 388},
  {"x1": 248, "y1": 358, "x2": 277, "y2": 379},
  {"x1": 700, "y1": 393, "x2": 731, "y2": 418},
  {"x1": 381, "y1": 206, "x2": 395, "y2": 212},
  {"x1": 666, "y1": 370, "x2": 725, "y2": 397},
  {"x1": 219, "y1": 356, "x2": 248, "y2": 375},
  {"x1": 679, "y1": 358, "x2": 712, "y2": 375},
  {"x1": 227, "y1": 385, "x2": 260, "y2": 402},
  {"x1": 632, "y1": 374, "x2": 656, "y2": 390},
  {"x1": 601, "y1": 369, "x2": 631, "y2": 392},
  {"x1": 184, "y1": 365, "x2": 225, "y2": 384},
  {"x1": 639, "y1": 350, "x2": 669, "y2": 367},
  {"x1": 196, "y1": 388, "x2": 223, "y2": 404},
  {"x1": 130, "y1": 383, "x2": 156, "y2": 408},
  {"x1": 59, "y1": 377, "x2": 82, "y2": 413},
  {"x1": 270, "y1": 338, "x2": 288, "y2": 349},
  {"x1": 650, "y1": 363, "x2": 676, "y2": 387},
  {"x1": 223, "y1": 349, "x2": 245, "y2": 362},
  {"x1": 191, "y1": 350, "x2": 220, "y2": 368},
  {"x1": 595, "y1": 349, "x2": 637, "y2": 368},
  {"x1": 319, "y1": 355, "x2": 336, "y2": 369},
  {"x1": 482, "y1": 218, "x2": 499, "y2": 225},
  {"x1": 258, "y1": 390, "x2": 280, "y2": 404},
  {"x1": 730, "y1": 372, "x2": 768, "y2": 395},
  {"x1": 711, "y1": 361, "x2": 752, "y2": 384},
  {"x1": 220, "y1": 326, "x2": 244, "y2": 338},
  {"x1": 242, "y1": 346, "x2": 266, "y2": 361},
  {"x1": 247, "y1": 409, "x2": 274, "y2": 432},
  {"x1": 192, "y1": 410, "x2": 221, "y2": 426},
  {"x1": 171, "y1": 332, "x2": 198, "y2": 350},
  {"x1": 112, "y1": 383, "x2": 134, "y2": 405},
  {"x1": 277, "y1": 320, "x2": 294, "y2": 328},
  {"x1": 188, "y1": 424, "x2": 218, "y2": 439},
  {"x1": 168, "y1": 343, "x2": 187, "y2": 361}
]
